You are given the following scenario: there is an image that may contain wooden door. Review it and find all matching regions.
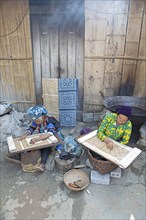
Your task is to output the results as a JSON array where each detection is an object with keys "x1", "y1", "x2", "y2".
[{"x1": 30, "y1": 0, "x2": 84, "y2": 113}]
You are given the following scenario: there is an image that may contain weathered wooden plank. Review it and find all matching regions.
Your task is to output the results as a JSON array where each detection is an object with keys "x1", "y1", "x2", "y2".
[
  {"x1": 104, "y1": 59, "x2": 123, "y2": 73},
  {"x1": 94, "y1": 19, "x2": 107, "y2": 41},
  {"x1": 17, "y1": 103, "x2": 33, "y2": 112},
  {"x1": 9, "y1": 36, "x2": 19, "y2": 58},
  {"x1": 1, "y1": 61, "x2": 15, "y2": 100},
  {"x1": 113, "y1": 0, "x2": 129, "y2": 13},
  {"x1": 12, "y1": 60, "x2": 21, "y2": 76},
  {"x1": 21, "y1": 75, "x2": 31, "y2": 100},
  {"x1": 15, "y1": 1, "x2": 25, "y2": 37},
  {"x1": 59, "y1": 23, "x2": 68, "y2": 78},
  {"x1": 76, "y1": 24, "x2": 84, "y2": 110},
  {"x1": 139, "y1": 11, "x2": 146, "y2": 58},
  {"x1": 141, "y1": 12, "x2": 145, "y2": 39},
  {"x1": 0, "y1": 61, "x2": 6, "y2": 100},
  {"x1": 14, "y1": 76, "x2": 23, "y2": 100},
  {"x1": 85, "y1": 40, "x2": 105, "y2": 57},
  {"x1": 139, "y1": 39, "x2": 146, "y2": 58},
  {"x1": 25, "y1": 37, "x2": 32, "y2": 58},
  {"x1": 18, "y1": 37, "x2": 27, "y2": 58},
  {"x1": 129, "y1": 0, "x2": 144, "y2": 18},
  {"x1": 104, "y1": 73, "x2": 122, "y2": 93},
  {"x1": 1, "y1": 3, "x2": 11, "y2": 58},
  {"x1": 0, "y1": 38, "x2": 10, "y2": 58},
  {"x1": 126, "y1": 17, "x2": 142, "y2": 42},
  {"x1": 22, "y1": 1, "x2": 32, "y2": 58},
  {"x1": 133, "y1": 61, "x2": 146, "y2": 97},
  {"x1": 31, "y1": 15, "x2": 42, "y2": 103},
  {"x1": 95, "y1": 0, "x2": 114, "y2": 14},
  {"x1": 67, "y1": 23, "x2": 76, "y2": 77},
  {"x1": 0, "y1": 13, "x2": 3, "y2": 37},
  {"x1": 103, "y1": 88, "x2": 117, "y2": 97},
  {"x1": 84, "y1": 59, "x2": 104, "y2": 78},
  {"x1": 21, "y1": 0, "x2": 31, "y2": 38},
  {"x1": 125, "y1": 42, "x2": 139, "y2": 57},
  {"x1": 104, "y1": 58, "x2": 123, "y2": 95},
  {"x1": 50, "y1": 24, "x2": 58, "y2": 77},
  {"x1": 105, "y1": 36, "x2": 125, "y2": 56},
  {"x1": 84, "y1": 60, "x2": 104, "y2": 105},
  {"x1": 40, "y1": 16, "x2": 51, "y2": 78},
  {"x1": 85, "y1": 19, "x2": 94, "y2": 41},
  {"x1": 120, "y1": 62, "x2": 137, "y2": 96},
  {"x1": 113, "y1": 14, "x2": 128, "y2": 35}
]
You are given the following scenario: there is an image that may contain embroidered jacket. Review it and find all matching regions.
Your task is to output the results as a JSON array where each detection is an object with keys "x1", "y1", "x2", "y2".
[
  {"x1": 27, "y1": 116, "x2": 60, "y2": 134},
  {"x1": 97, "y1": 113, "x2": 132, "y2": 145}
]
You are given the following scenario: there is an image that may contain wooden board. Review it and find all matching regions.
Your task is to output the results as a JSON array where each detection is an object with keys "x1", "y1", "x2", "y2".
[
  {"x1": 7, "y1": 133, "x2": 60, "y2": 153},
  {"x1": 42, "y1": 78, "x2": 59, "y2": 120},
  {"x1": 76, "y1": 130, "x2": 142, "y2": 169}
]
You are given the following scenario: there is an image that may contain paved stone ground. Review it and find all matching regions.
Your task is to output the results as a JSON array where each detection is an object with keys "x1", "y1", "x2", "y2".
[{"x1": 0, "y1": 122, "x2": 146, "y2": 220}]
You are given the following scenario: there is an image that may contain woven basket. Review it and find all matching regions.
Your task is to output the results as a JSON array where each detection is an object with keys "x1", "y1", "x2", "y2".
[
  {"x1": 64, "y1": 169, "x2": 89, "y2": 191},
  {"x1": 87, "y1": 150, "x2": 118, "y2": 174}
]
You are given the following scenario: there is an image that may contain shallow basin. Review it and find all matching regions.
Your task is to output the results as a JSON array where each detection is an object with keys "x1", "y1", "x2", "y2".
[{"x1": 103, "y1": 96, "x2": 146, "y2": 125}]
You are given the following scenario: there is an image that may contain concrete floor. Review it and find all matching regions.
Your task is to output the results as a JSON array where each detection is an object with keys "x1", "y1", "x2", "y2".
[{"x1": 0, "y1": 124, "x2": 146, "y2": 220}]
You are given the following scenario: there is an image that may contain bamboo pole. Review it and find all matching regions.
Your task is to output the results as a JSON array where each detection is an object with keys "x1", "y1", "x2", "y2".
[
  {"x1": 0, "y1": 100, "x2": 35, "y2": 104},
  {"x1": 85, "y1": 56, "x2": 146, "y2": 61},
  {"x1": 0, "y1": 57, "x2": 32, "y2": 60}
]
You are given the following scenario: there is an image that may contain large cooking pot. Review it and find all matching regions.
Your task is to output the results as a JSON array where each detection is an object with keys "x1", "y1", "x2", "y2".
[{"x1": 103, "y1": 96, "x2": 146, "y2": 125}]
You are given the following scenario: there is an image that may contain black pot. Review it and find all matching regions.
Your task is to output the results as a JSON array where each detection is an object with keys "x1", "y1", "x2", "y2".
[{"x1": 103, "y1": 96, "x2": 146, "y2": 125}]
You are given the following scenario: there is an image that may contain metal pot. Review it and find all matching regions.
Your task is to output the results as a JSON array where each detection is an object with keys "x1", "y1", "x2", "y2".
[{"x1": 103, "y1": 96, "x2": 146, "y2": 125}]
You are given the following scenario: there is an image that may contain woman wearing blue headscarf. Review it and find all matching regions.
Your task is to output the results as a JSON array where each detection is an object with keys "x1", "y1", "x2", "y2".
[{"x1": 5, "y1": 105, "x2": 63, "y2": 172}]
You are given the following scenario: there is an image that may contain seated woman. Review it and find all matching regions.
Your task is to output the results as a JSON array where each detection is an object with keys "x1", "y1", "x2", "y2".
[
  {"x1": 5, "y1": 105, "x2": 63, "y2": 172},
  {"x1": 97, "y1": 106, "x2": 132, "y2": 149}
]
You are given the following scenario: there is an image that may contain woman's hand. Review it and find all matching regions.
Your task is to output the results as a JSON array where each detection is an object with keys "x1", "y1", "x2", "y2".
[
  {"x1": 107, "y1": 141, "x2": 113, "y2": 150},
  {"x1": 104, "y1": 137, "x2": 113, "y2": 150},
  {"x1": 18, "y1": 131, "x2": 31, "y2": 141},
  {"x1": 29, "y1": 133, "x2": 51, "y2": 144},
  {"x1": 30, "y1": 138, "x2": 38, "y2": 144}
]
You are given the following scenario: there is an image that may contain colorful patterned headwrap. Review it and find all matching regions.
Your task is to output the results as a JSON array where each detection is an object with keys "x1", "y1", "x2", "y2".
[{"x1": 27, "y1": 105, "x2": 48, "y2": 120}]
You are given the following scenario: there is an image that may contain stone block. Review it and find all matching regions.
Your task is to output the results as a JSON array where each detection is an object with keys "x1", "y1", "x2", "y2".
[
  {"x1": 91, "y1": 170, "x2": 110, "y2": 185},
  {"x1": 58, "y1": 78, "x2": 78, "y2": 91},
  {"x1": 59, "y1": 110, "x2": 76, "y2": 127},
  {"x1": 110, "y1": 168, "x2": 122, "y2": 178},
  {"x1": 83, "y1": 113, "x2": 93, "y2": 122},
  {"x1": 93, "y1": 112, "x2": 103, "y2": 122},
  {"x1": 59, "y1": 91, "x2": 77, "y2": 110}
]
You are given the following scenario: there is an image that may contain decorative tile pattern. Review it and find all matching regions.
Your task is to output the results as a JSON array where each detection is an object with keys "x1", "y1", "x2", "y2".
[
  {"x1": 59, "y1": 78, "x2": 78, "y2": 91},
  {"x1": 59, "y1": 110, "x2": 76, "y2": 126},
  {"x1": 59, "y1": 91, "x2": 77, "y2": 110}
]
